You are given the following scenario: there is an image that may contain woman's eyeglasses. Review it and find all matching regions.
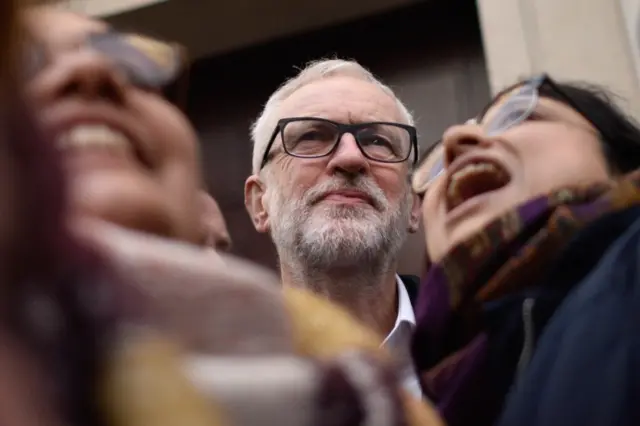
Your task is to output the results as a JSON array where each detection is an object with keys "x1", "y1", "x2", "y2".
[
  {"x1": 27, "y1": 31, "x2": 188, "y2": 108},
  {"x1": 412, "y1": 74, "x2": 607, "y2": 196}
]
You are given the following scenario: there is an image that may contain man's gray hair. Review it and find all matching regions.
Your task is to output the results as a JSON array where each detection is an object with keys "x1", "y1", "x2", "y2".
[{"x1": 250, "y1": 59, "x2": 415, "y2": 174}]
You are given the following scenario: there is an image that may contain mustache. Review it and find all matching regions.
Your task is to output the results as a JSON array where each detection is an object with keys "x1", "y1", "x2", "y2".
[{"x1": 303, "y1": 176, "x2": 387, "y2": 211}]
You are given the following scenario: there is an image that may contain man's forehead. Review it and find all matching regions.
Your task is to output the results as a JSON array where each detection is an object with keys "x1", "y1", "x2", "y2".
[{"x1": 277, "y1": 76, "x2": 407, "y2": 123}]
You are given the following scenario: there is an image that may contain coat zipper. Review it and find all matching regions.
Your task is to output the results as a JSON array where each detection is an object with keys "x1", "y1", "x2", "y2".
[{"x1": 516, "y1": 298, "x2": 536, "y2": 384}]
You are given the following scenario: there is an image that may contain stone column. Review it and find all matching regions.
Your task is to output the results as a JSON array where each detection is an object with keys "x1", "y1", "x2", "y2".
[{"x1": 476, "y1": 0, "x2": 640, "y2": 117}]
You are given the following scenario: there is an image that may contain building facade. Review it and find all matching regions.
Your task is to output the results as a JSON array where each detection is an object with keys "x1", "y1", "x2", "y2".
[{"x1": 66, "y1": 0, "x2": 640, "y2": 273}]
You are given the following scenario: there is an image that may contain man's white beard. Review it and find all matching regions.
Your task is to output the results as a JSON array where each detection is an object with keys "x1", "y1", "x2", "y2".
[{"x1": 268, "y1": 176, "x2": 411, "y2": 273}]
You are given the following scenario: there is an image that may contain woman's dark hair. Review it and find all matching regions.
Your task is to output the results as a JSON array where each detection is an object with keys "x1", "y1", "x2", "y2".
[
  {"x1": 0, "y1": 6, "x2": 115, "y2": 424},
  {"x1": 2, "y1": 82, "x2": 112, "y2": 426},
  {"x1": 539, "y1": 81, "x2": 640, "y2": 174}
]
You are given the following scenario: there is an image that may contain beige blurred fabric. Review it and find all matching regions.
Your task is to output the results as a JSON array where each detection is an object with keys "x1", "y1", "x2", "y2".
[
  {"x1": 74, "y1": 218, "x2": 292, "y2": 355},
  {"x1": 75, "y1": 218, "x2": 443, "y2": 426}
]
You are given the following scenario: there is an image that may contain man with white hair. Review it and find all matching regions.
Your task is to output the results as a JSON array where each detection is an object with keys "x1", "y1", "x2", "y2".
[{"x1": 244, "y1": 59, "x2": 423, "y2": 397}]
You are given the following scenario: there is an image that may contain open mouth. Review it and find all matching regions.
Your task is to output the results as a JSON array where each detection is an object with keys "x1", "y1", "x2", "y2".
[
  {"x1": 56, "y1": 124, "x2": 151, "y2": 170},
  {"x1": 446, "y1": 160, "x2": 510, "y2": 211}
]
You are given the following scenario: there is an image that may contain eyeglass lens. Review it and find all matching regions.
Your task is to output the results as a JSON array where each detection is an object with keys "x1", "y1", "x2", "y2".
[
  {"x1": 281, "y1": 119, "x2": 412, "y2": 162},
  {"x1": 88, "y1": 33, "x2": 181, "y2": 89}
]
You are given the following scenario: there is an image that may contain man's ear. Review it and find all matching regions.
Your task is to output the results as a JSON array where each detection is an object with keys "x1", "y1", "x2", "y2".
[
  {"x1": 408, "y1": 192, "x2": 421, "y2": 233},
  {"x1": 244, "y1": 175, "x2": 270, "y2": 233}
]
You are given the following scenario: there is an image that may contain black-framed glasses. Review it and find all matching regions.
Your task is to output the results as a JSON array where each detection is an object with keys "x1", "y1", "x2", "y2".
[
  {"x1": 412, "y1": 74, "x2": 608, "y2": 195},
  {"x1": 26, "y1": 30, "x2": 189, "y2": 108},
  {"x1": 259, "y1": 117, "x2": 418, "y2": 170}
]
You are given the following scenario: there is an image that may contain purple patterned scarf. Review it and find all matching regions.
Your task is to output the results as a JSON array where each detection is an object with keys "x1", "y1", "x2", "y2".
[{"x1": 411, "y1": 170, "x2": 640, "y2": 425}]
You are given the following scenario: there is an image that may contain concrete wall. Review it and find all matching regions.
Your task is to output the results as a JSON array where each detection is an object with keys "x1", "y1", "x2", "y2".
[
  {"x1": 620, "y1": 0, "x2": 640, "y2": 86},
  {"x1": 477, "y1": 0, "x2": 640, "y2": 117}
]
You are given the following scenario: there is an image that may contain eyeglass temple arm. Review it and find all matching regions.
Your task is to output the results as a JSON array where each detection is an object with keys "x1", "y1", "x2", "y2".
[{"x1": 259, "y1": 127, "x2": 281, "y2": 170}]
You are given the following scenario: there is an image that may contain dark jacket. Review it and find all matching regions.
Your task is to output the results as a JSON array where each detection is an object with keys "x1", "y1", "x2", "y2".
[
  {"x1": 399, "y1": 274, "x2": 420, "y2": 308},
  {"x1": 493, "y1": 206, "x2": 640, "y2": 426}
]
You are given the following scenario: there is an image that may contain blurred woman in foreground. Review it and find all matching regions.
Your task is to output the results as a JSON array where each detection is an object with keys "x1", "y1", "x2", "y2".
[
  {"x1": 0, "y1": 3, "x2": 442, "y2": 426},
  {"x1": 412, "y1": 75, "x2": 640, "y2": 426},
  {"x1": 0, "y1": 0, "x2": 118, "y2": 425}
]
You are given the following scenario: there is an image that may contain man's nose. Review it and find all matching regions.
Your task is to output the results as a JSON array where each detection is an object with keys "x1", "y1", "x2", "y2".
[
  {"x1": 34, "y1": 50, "x2": 128, "y2": 104},
  {"x1": 326, "y1": 133, "x2": 371, "y2": 176},
  {"x1": 441, "y1": 123, "x2": 492, "y2": 167}
]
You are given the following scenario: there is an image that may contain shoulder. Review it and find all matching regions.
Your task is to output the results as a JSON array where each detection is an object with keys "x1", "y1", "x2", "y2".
[{"x1": 498, "y1": 208, "x2": 640, "y2": 426}]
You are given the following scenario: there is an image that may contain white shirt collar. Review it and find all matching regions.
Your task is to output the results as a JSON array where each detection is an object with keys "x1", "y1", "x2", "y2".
[
  {"x1": 382, "y1": 275, "x2": 416, "y2": 346},
  {"x1": 381, "y1": 275, "x2": 422, "y2": 399}
]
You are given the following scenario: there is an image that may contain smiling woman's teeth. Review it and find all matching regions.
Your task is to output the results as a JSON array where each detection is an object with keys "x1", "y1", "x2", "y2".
[
  {"x1": 57, "y1": 124, "x2": 131, "y2": 153},
  {"x1": 448, "y1": 163, "x2": 498, "y2": 197},
  {"x1": 447, "y1": 162, "x2": 508, "y2": 209}
]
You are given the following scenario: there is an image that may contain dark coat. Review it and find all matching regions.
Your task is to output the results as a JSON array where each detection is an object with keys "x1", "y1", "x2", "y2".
[{"x1": 496, "y1": 205, "x2": 640, "y2": 426}]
